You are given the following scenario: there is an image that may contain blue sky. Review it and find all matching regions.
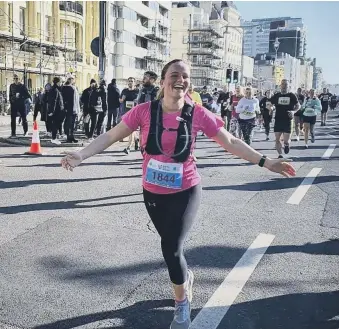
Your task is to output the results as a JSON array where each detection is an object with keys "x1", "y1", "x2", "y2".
[{"x1": 236, "y1": 1, "x2": 338, "y2": 84}]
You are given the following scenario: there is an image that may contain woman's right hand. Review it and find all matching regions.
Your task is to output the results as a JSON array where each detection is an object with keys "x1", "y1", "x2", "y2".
[{"x1": 61, "y1": 152, "x2": 83, "y2": 171}]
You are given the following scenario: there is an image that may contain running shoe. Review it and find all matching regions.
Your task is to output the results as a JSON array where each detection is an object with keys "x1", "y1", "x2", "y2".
[
  {"x1": 278, "y1": 155, "x2": 284, "y2": 159},
  {"x1": 305, "y1": 144, "x2": 308, "y2": 149},
  {"x1": 170, "y1": 299, "x2": 191, "y2": 329},
  {"x1": 265, "y1": 136, "x2": 269, "y2": 141},
  {"x1": 295, "y1": 136, "x2": 300, "y2": 142},
  {"x1": 51, "y1": 139, "x2": 61, "y2": 145},
  {"x1": 123, "y1": 147, "x2": 130, "y2": 155},
  {"x1": 284, "y1": 144, "x2": 290, "y2": 154}
]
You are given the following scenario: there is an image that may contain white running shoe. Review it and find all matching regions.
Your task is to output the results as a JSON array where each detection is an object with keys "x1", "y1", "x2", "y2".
[
  {"x1": 51, "y1": 139, "x2": 61, "y2": 145},
  {"x1": 170, "y1": 299, "x2": 191, "y2": 329}
]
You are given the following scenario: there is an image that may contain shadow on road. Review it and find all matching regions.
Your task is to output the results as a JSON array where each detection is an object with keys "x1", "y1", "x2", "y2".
[
  {"x1": 0, "y1": 174, "x2": 142, "y2": 189},
  {"x1": 203, "y1": 175, "x2": 339, "y2": 191},
  {"x1": 38, "y1": 240, "x2": 339, "y2": 289},
  {"x1": 31, "y1": 290, "x2": 339, "y2": 329},
  {"x1": 0, "y1": 192, "x2": 143, "y2": 214},
  {"x1": 6, "y1": 160, "x2": 143, "y2": 168}
]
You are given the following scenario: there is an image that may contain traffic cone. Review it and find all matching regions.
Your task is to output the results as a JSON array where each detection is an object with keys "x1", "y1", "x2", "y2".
[{"x1": 25, "y1": 121, "x2": 42, "y2": 155}]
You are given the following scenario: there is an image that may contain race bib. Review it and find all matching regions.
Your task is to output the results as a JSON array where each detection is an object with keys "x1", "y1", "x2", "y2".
[
  {"x1": 202, "y1": 98, "x2": 208, "y2": 103},
  {"x1": 323, "y1": 95, "x2": 329, "y2": 101},
  {"x1": 223, "y1": 101, "x2": 228, "y2": 106},
  {"x1": 145, "y1": 159, "x2": 183, "y2": 189},
  {"x1": 16, "y1": 93, "x2": 20, "y2": 98},
  {"x1": 126, "y1": 101, "x2": 134, "y2": 109},
  {"x1": 278, "y1": 97, "x2": 290, "y2": 105}
]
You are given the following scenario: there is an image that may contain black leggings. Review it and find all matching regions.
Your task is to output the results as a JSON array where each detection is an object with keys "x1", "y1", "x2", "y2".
[
  {"x1": 143, "y1": 184, "x2": 202, "y2": 285},
  {"x1": 238, "y1": 118, "x2": 256, "y2": 145}
]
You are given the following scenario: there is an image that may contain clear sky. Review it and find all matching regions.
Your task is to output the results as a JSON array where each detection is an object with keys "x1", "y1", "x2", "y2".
[{"x1": 236, "y1": 1, "x2": 338, "y2": 84}]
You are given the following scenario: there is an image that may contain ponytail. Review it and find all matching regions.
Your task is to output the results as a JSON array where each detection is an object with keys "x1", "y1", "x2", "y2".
[{"x1": 156, "y1": 87, "x2": 164, "y2": 100}]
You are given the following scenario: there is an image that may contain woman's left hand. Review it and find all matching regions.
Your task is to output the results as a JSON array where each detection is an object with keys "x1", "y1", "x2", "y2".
[{"x1": 264, "y1": 158, "x2": 296, "y2": 178}]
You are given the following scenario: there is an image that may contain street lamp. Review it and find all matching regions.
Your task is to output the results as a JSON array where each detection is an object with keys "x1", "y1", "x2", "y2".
[{"x1": 274, "y1": 37, "x2": 280, "y2": 60}]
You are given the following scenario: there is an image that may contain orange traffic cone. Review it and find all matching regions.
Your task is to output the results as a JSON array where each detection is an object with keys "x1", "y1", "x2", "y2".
[{"x1": 25, "y1": 121, "x2": 42, "y2": 155}]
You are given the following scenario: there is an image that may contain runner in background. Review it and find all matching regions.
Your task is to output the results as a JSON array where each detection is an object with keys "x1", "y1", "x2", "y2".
[
  {"x1": 294, "y1": 87, "x2": 305, "y2": 141},
  {"x1": 319, "y1": 87, "x2": 332, "y2": 126}
]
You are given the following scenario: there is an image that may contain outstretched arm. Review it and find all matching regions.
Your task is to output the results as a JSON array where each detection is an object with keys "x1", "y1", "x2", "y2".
[
  {"x1": 79, "y1": 122, "x2": 133, "y2": 161},
  {"x1": 212, "y1": 128, "x2": 296, "y2": 177}
]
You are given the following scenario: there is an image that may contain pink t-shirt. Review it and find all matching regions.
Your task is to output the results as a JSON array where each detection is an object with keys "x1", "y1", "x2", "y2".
[{"x1": 122, "y1": 101, "x2": 224, "y2": 194}]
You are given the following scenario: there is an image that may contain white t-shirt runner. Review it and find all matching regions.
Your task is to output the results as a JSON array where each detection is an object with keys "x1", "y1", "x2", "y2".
[{"x1": 236, "y1": 98, "x2": 260, "y2": 120}]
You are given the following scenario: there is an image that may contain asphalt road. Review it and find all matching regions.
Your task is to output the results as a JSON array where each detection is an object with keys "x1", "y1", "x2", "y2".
[{"x1": 0, "y1": 110, "x2": 338, "y2": 329}]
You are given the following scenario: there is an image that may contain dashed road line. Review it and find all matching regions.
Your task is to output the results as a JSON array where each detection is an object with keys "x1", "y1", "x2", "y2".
[
  {"x1": 286, "y1": 168, "x2": 322, "y2": 205},
  {"x1": 190, "y1": 233, "x2": 275, "y2": 329},
  {"x1": 322, "y1": 144, "x2": 336, "y2": 159}
]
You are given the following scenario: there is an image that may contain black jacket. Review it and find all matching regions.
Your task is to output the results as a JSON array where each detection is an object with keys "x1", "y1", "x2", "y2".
[
  {"x1": 48, "y1": 85, "x2": 64, "y2": 115},
  {"x1": 41, "y1": 91, "x2": 49, "y2": 122},
  {"x1": 107, "y1": 83, "x2": 120, "y2": 108},
  {"x1": 61, "y1": 85, "x2": 75, "y2": 114},
  {"x1": 9, "y1": 83, "x2": 31, "y2": 108},
  {"x1": 81, "y1": 86, "x2": 108, "y2": 115}
]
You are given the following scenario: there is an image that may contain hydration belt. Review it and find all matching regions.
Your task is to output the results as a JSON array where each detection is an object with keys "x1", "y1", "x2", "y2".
[{"x1": 144, "y1": 100, "x2": 195, "y2": 163}]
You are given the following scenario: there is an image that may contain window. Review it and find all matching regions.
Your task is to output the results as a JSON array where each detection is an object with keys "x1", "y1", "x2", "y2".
[
  {"x1": 135, "y1": 58, "x2": 147, "y2": 70},
  {"x1": 136, "y1": 36, "x2": 147, "y2": 49},
  {"x1": 118, "y1": 6, "x2": 137, "y2": 21},
  {"x1": 192, "y1": 55, "x2": 198, "y2": 63},
  {"x1": 111, "y1": 54, "x2": 116, "y2": 66},
  {"x1": 137, "y1": 14, "x2": 148, "y2": 27},
  {"x1": 45, "y1": 16, "x2": 50, "y2": 41},
  {"x1": 19, "y1": 7, "x2": 25, "y2": 35},
  {"x1": 159, "y1": 5, "x2": 168, "y2": 18},
  {"x1": 114, "y1": 30, "x2": 122, "y2": 42},
  {"x1": 110, "y1": 4, "x2": 118, "y2": 17}
]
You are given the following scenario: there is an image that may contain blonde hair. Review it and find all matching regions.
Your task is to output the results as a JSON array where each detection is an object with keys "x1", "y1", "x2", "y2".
[{"x1": 156, "y1": 87, "x2": 164, "y2": 100}]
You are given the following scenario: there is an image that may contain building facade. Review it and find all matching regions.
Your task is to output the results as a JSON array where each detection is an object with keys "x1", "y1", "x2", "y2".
[
  {"x1": 106, "y1": 1, "x2": 171, "y2": 87},
  {"x1": 170, "y1": 2, "x2": 225, "y2": 88},
  {"x1": 242, "y1": 17, "x2": 306, "y2": 60},
  {"x1": 0, "y1": 1, "x2": 99, "y2": 96},
  {"x1": 220, "y1": 1, "x2": 243, "y2": 84},
  {"x1": 241, "y1": 55, "x2": 254, "y2": 86},
  {"x1": 299, "y1": 58, "x2": 313, "y2": 91}
]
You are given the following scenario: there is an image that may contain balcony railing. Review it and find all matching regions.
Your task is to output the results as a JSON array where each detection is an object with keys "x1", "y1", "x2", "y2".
[{"x1": 59, "y1": 1, "x2": 83, "y2": 16}]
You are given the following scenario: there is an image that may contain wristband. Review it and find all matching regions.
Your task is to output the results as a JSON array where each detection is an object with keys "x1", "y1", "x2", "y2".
[{"x1": 258, "y1": 155, "x2": 267, "y2": 168}]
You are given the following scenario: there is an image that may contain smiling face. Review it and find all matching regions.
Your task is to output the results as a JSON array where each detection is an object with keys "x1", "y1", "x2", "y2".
[
  {"x1": 160, "y1": 61, "x2": 190, "y2": 101},
  {"x1": 309, "y1": 89, "x2": 315, "y2": 98}
]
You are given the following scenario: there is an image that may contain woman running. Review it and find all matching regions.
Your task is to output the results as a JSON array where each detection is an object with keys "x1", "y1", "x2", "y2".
[
  {"x1": 61, "y1": 59, "x2": 296, "y2": 329},
  {"x1": 236, "y1": 87, "x2": 261, "y2": 145},
  {"x1": 229, "y1": 86, "x2": 243, "y2": 139},
  {"x1": 301, "y1": 89, "x2": 322, "y2": 148}
]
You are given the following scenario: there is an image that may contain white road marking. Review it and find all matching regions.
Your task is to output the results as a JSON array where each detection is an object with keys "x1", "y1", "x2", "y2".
[
  {"x1": 286, "y1": 167, "x2": 322, "y2": 205},
  {"x1": 322, "y1": 144, "x2": 336, "y2": 159},
  {"x1": 190, "y1": 233, "x2": 275, "y2": 329}
]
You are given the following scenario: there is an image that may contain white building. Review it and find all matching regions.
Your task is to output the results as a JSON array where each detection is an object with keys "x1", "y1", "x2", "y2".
[
  {"x1": 106, "y1": 1, "x2": 171, "y2": 87},
  {"x1": 242, "y1": 55, "x2": 254, "y2": 86},
  {"x1": 275, "y1": 52, "x2": 301, "y2": 92},
  {"x1": 219, "y1": 2, "x2": 242, "y2": 76},
  {"x1": 299, "y1": 59, "x2": 313, "y2": 90},
  {"x1": 170, "y1": 2, "x2": 225, "y2": 88}
]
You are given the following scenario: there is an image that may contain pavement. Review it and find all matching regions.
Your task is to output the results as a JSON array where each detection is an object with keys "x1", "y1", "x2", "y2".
[{"x1": 0, "y1": 110, "x2": 338, "y2": 329}]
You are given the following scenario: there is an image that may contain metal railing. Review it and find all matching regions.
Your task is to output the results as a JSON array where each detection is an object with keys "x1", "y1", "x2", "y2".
[{"x1": 59, "y1": 1, "x2": 83, "y2": 16}]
